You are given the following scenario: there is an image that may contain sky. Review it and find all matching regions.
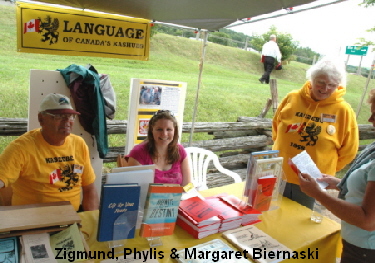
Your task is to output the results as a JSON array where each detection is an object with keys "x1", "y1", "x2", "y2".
[{"x1": 230, "y1": 0, "x2": 375, "y2": 67}]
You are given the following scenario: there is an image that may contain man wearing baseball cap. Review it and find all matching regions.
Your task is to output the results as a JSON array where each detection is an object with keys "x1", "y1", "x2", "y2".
[{"x1": 0, "y1": 93, "x2": 99, "y2": 211}]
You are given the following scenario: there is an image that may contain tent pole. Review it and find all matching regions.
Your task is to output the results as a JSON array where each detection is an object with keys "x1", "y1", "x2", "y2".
[{"x1": 189, "y1": 30, "x2": 208, "y2": 146}]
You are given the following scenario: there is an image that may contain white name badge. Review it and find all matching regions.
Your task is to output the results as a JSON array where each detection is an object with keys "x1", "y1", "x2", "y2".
[{"x1": 321, "y1": 113, "x2": 336, "y2": 123}]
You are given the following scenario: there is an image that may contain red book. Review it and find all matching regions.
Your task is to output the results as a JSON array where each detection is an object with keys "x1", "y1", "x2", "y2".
[
  {"x1": 220, "y1": 195, "x2": 262, "y2": 226},
  {"x1": 204, "y1": 196, "x2": 243, "y2": 232},
  {"x1": 179, "y1": 197, "x2": 221, "y2": 227},
  {"x1": 204, "y1": 197, "x2": 243, "y2": 221},
  {"x1": 252, "y1": 175, "x2": 277, "y2": 211},
  {"x1": 176, "y1": 215, "x2": 219, "y2": 239},
  {"x1": 177, "y1": 208, "x2": 221, "y2": 228}
]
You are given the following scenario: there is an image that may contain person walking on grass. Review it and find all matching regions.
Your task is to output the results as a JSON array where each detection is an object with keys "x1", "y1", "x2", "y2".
[{"x1": 259, "y1": 34, "x2": 282, "y2": 84}]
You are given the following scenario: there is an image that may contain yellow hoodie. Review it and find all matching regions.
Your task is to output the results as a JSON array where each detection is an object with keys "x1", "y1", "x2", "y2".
[{"x1": 272, "y1": 81, "x2": 359, "y2": 185}]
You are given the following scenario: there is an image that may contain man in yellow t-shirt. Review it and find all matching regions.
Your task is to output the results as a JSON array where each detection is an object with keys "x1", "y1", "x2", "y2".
[{"x1": 0, "y1": 93, "x2": 99, "y2": 211}]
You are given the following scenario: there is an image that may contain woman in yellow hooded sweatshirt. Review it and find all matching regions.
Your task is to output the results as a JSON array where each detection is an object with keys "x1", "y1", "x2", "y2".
[{"x1": 272, "y1": 57, "x2": 359, "y2": 209}]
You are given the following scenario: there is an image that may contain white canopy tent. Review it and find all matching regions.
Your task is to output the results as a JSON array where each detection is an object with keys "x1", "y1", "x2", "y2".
[
  {"x1": 26, "y1": 0, "x2": 319, "y2": 31},
  {"x1": 26, "y1": 0, "x2": 326, "y2": 145}
]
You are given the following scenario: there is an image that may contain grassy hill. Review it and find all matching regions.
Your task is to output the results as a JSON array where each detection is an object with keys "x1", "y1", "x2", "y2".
[{"x1": 0, "y1": 3, "x2": 371, "y2": 153}]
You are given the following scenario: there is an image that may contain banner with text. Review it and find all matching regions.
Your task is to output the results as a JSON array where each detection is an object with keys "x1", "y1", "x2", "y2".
[{"x1": 17, "y1": 2, "x2": 150, "y2": 60}]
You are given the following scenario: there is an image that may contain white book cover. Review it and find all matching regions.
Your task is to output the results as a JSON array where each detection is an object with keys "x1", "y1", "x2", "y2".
[{"x1": 223, "y1": 225, "x2": 292, "y2": 263}]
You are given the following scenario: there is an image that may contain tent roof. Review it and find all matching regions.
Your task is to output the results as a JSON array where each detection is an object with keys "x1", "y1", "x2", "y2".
[{"x1": 34, "y1": 0, "x2": 317, "y2": 31}]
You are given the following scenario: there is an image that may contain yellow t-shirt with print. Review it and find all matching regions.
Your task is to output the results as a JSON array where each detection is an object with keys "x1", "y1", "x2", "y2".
[{"x1": 0, "y1": 128, "x2": 95, "y2": 211}]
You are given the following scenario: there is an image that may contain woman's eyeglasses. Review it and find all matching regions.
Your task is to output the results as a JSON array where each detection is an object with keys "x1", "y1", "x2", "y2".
[{"x1": 154, "y1": 110, "x2": 174, "y2": 117}]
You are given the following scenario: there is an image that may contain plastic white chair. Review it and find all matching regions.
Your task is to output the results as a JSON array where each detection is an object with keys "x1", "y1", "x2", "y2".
[{"x1": 185, "y1": 147, "x2": 242, "y2": 191}]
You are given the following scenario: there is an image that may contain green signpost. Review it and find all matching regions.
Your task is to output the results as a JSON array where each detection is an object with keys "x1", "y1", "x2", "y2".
[{"x1": 345, "y1": 46, "x2": 368, "y2": 56}]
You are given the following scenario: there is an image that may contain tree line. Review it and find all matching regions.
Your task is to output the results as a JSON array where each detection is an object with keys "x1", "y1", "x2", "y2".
[{"x1": 151, "y1": 24, "x2": 321, "y2": 65}]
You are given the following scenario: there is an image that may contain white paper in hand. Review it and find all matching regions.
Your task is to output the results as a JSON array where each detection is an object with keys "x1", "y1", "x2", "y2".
[{"x1": 291, "y1": 150, "x2": 328, "y2": 190}]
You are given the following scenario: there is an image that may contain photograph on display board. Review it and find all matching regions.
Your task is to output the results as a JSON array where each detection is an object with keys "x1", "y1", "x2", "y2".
[
  {"x1": 139, "y1": 85, "x2": 162, "y2": 106},
  {"x1": 138, "y1": 119, "x2": 150, "y2": 136},
  {"x1": 138, "y1": 84, "x2": 181, "y2": 114}
]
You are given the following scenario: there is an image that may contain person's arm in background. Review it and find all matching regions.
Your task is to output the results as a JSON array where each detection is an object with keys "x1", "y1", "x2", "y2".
[
  {"x1": 181, "y1": 156, "x2": 192, "y2": 187},
  {"x1": 81, "y1": 182, "x2": 99, "y2": 211},
  {"x1": 336, "y1": 111, "x2": 359, "y2": 172}
]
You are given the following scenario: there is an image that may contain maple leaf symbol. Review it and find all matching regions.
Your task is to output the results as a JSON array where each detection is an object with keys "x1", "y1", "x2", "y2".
[{"x1": 28, "y1": 21, "x2": 35, "y2": 29}]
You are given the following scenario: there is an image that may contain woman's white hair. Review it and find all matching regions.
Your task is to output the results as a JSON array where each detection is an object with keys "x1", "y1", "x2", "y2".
[{"x1": 306, "y1": 56, "x2": 347, "y2": 86}]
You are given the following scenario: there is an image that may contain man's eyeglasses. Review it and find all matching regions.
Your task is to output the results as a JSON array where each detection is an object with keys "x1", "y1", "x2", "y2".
[{"x1": 43, "y1": 112, "x2": 77, "y2": 121}]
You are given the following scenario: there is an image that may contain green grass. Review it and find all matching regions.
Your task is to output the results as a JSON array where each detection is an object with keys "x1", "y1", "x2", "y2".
[{"x1": 0, "y1": 3, "x2": 372, "y2": 159}]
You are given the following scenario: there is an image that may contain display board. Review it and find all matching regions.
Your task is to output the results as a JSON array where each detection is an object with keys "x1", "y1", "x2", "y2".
[
  {"x1": 28, "y1": 70, "x2": 104, "y2": 197},
  {"x1": 125, "y1": 78, "x2": 186, "y2": 154}
]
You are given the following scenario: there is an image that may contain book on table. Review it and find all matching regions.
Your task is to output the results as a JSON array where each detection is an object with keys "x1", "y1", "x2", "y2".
[
  {"x1": 222, "y1": 225, "x2": 292, "y2": 263},
  {"x1": 0, "y1": 236, "x2": 19, "y2": 263},
  {"x1": 140, "y1": 183, "x2": 183, "y2": 238},
  {"x1": 178, "y1": 196, "x2": 221, "y2": 226},
  {"x1": 97, "y1": 183, "x2": 141, "y2": 242},
  {"x1": 50, "y1": 223, "x2": 87, "y2": 262},
  {"x1": 219, "y1": 194, "x2": 262, "y2": 226},
  {"x1": 243, "y1": 150, "x2": 279, "y2": 199},
  {"x1": 243, "y1": 154, "x2": 283, "y2": 209},
  {"x1": 0, "y1": 201, "x2": 81, "y2": 238},
  {"x1": 252, "y1": 175, "x2": 277, "y2": 211},
  {"x1": 21, "y1": 232, "x2": 58, "y2": 263},
  {"x1": 177, "y1": 196, "x2": 222, "y2": 239},
  {"x1": 204, "y1": 196, "x2": 243, "y2": 232},
  {"x1": 105, "y1": 165, "x2": 155, "y2": 229},
  {"x1": 176, "y1": 213, "x2": 220, "y2": 239}
]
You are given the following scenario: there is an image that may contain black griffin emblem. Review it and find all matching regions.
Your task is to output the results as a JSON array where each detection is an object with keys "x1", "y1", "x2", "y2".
[
  {"x1": 300, "y1": 122, "x2": 321, "y2": 146},
  {"x1": 38, "y1": 15, "x2": 59, "y2": 45},
  {"x1": 58, "y1": 164, "x2": 79, "y2": 192}
]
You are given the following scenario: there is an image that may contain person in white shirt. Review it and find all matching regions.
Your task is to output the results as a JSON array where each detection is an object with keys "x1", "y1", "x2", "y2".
[{"x1": 259, "y1": 34, "x2": 282, "y2": 84}]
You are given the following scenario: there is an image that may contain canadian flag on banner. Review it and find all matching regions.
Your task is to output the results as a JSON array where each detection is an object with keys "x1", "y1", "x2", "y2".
[
  {"x1": 285, "y1": 123, "x2": 303, "y2": 133},
  {"x1": 49, "y1": 169, "x2": 61, "y2": 184},
  {"x1": 24, "y1": 19, "x2": 40, "y2": 33}
]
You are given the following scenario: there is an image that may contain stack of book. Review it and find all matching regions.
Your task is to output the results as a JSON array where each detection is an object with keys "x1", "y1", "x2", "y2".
[
  {"x1": 177, "y1": 196, "x2": 221, "y2": 239},
  {"x1": 204, "y1": 196, "x2": 243, "y2": 232},
  {"x1": 177, "y1": 194, "x2": 261, "y2": 239},
  {"x1": 220, "y1": 194, "x2": 262, "y2": 226}
]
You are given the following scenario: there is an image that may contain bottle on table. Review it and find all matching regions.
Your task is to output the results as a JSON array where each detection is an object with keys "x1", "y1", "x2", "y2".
[{"x1": 310, "y1": 200, "x2": 326, "y2": 223}]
